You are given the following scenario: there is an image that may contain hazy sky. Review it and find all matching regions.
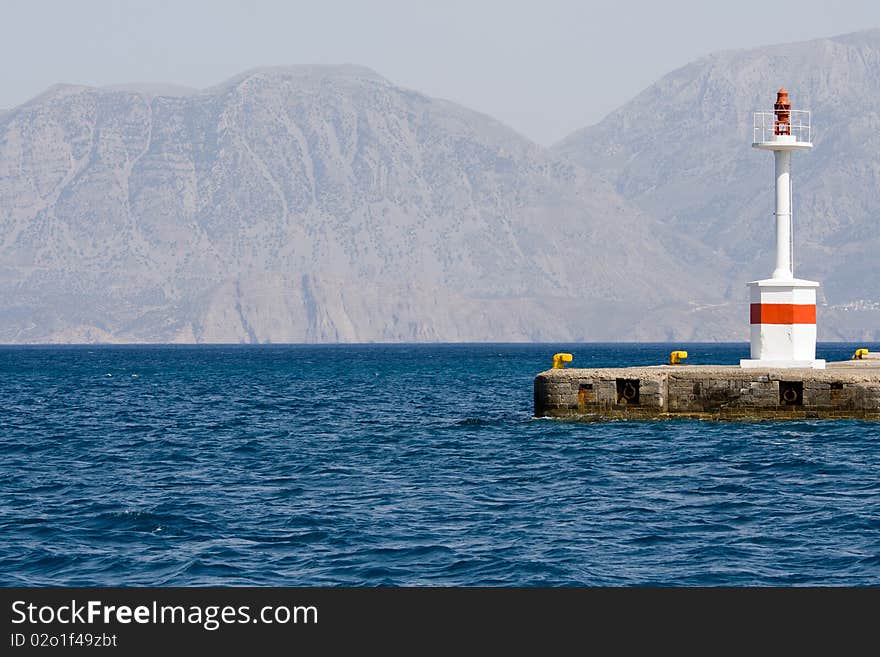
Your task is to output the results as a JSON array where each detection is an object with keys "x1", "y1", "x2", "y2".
[{"x1": 3, "y1": 0, "x2": 879, "y2": 144}]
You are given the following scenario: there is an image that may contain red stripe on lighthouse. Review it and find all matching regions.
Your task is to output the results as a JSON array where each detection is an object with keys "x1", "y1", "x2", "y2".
[{"x1": 750, "y1": 303, "x2": 816, "y2": 324}]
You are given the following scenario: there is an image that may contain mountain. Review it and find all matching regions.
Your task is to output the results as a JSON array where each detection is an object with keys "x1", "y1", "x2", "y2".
[
  {"x1": 4, "y1": 29, "x2": 879, "y2": 345},
  {"x1": 555, "y1": 28, "x2": 880, "y2": 340},
  {"x1": 0, "y1": 65, "x2": 712, "y2": 343}
]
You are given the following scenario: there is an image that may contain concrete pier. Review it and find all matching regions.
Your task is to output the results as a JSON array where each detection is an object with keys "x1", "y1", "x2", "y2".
[{"x1": 534, "y1": 354, "x2": 880, "y2": 420}]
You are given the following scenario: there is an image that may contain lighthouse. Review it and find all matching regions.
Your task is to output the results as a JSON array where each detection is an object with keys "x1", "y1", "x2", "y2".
[
  {"x1": 533, "y1": 93, "x2": 880, "y2": 420},
  {"x1": 740, "y1": 89, "x2": 825, "y2": 369}
]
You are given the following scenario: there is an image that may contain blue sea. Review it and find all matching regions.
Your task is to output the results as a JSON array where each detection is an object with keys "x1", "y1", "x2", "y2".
[{"x1": 1, "y1": 343, "x2": 879, "y2": 586}]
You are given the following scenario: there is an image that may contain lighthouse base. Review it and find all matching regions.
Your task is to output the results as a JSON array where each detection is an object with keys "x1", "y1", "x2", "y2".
[
  {"x1": 745, "y1": 278, "x2": 820, "y2": 367},
  {"x1": 740, "y1": 358, "x2": 825, "y2": 369}
]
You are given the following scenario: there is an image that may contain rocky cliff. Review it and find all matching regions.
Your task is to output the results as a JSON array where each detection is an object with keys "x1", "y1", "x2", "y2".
[
  {"x1": 3, "y1": 30, "x2": 878, "y2": 343},
  {"x1": 0, "y1": 65, "x2": 707, "y2": 342},
  {"x1": 555, "y1": 29, "x2": 880, "y2": 340}
]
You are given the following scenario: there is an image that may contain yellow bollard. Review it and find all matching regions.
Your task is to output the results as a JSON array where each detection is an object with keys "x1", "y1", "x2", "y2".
[
  {"x1": 853, "y1": 348, "x2": 869, "y2": 360},
  {"x1": 669, "y1": 350, "x2": 688, "y2": 365},
  {"x1": 552, "y1": 353, "x2": 573, "y2": 369}
]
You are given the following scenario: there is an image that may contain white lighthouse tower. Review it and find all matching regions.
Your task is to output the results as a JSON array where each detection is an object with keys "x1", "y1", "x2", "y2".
[{"x1": 740, "y1": 89, "x2": 825, "y2": 369}]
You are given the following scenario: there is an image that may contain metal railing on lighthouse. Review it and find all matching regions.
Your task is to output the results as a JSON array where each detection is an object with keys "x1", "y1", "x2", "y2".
[{"x1": 753, "y1": 109, "x2": 812, "y2": 145}]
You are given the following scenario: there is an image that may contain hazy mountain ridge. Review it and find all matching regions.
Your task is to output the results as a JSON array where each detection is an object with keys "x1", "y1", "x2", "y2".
[
  {"x1": 555, "y1": 29, "x2": 880, "y2": 340},
  {"x1": 2, "y1": 28, "x2": 878, "y2": 344},
  {"x1": 0, "y1": 65, "x2": 710, "y2": 342}
]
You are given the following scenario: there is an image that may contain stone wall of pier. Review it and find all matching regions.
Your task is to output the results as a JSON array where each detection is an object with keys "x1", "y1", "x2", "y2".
[{"x1": 534, "y1": 366, "x2": 880, "y2": 420}]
